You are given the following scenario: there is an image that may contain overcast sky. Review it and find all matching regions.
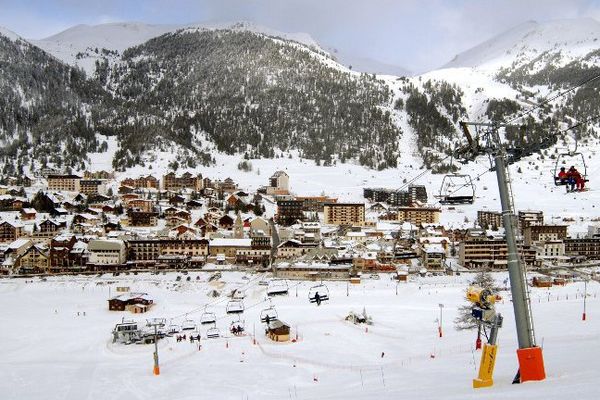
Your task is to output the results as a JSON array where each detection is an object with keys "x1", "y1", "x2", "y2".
[{"x1": 1, "y1": 0, "x2": 599, "y2": 72}]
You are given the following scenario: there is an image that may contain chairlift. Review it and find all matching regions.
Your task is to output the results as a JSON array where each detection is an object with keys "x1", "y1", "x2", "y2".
[
  {"x1": 181, "y1": 319, "x2": 197, "y2": 331},
  {"x1": 267, "y1": 279, "x2": 289, "y2": 296},
  {"x1": 226, "y1": 300, "x2": 245, "y2": 314},
  {"x1": 200, "y1": 308, "x2": 216, "y2": 325},
  {"x1": 230, "y1": 317, "x2": 245, "y2": 335},
  {"x1": 435, "y1": 174, "x2": 475, "y2": 205},
  {"x1": 553, "y1": 152, "x2": 589, "y2": 189},
  {"x1": 308, "y1": 284, "x2": 330, "y2": 304},
  {"x1": 167, "y1": 324, "x2": 181, "y2": 335},
  {"x1": 206, "y1": 324, "x2": 220, "y2": 339},
  {"x1": 260, "y1": 306, "x2": 278, "y2": 323}
]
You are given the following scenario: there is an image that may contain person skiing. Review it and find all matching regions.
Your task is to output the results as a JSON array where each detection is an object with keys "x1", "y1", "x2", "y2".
[
  {"x1": 314, "y1": 291, "x2": 321, "y2": 306},
  {"x1": 264, "y1": 314, "x2": 271, "y2": 325}
]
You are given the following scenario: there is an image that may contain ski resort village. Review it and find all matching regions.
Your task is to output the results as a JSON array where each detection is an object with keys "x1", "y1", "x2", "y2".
[{"x1": 3, "y1": 3, "x2": 600, "y2": 400}]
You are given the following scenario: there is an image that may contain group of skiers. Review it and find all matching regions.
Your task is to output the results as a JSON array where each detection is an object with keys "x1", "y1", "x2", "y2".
[
  {"x1": 230, "y1": 325, "x2": 244, "y2": 335},
  {"x1": 557, "y1": 166, "x2": 586, "y2": 192},
  {"x1": 176, "y1": 334, "x2": 201, "y2": 342}
]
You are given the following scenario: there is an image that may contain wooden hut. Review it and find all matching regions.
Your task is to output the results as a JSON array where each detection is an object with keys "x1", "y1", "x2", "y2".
[{"x1": 266, "y1": 319, "x2": 290, "y2": 342}]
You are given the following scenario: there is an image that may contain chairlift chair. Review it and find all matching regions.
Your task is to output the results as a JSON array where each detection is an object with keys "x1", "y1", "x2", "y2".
[
  {"x1": 308, "y1": 284, "x2": 330, "y2": 304},
  {"x1": 260, "y1": 306, "x2": 278, "y2": 323},
  {"x1": 553, "y1": 151, "x2": 589, "y2": 188},
  {"x1": 167, "y1": 324, "x2": 181, "y2": 335},
  {"x1": 267, "y1": 279, "x2": 289, "y2": 296},
  {"x1": 200, "y1": 310, "x2": 216, "y2": 325},
  {"x1": 226, "y1": 300, "x2": 245, "y2": 314},
  {"x1": 230, "y1": 318, "x2": 245, "y2": 335},
  {"x1": 435, "y1": 174, "x2": 475, "y2": 205},
  {"x1": 181, "y1": 319, "x2": 197, "y2": 331},
  {"x1": 206, "y1": 325, "x2": 220, "y2": 339}
]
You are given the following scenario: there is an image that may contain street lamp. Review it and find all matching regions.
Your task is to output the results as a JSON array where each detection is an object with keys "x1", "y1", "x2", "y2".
[{"x1": 438, "y1": 303, "x2": 444, "y2": 338}]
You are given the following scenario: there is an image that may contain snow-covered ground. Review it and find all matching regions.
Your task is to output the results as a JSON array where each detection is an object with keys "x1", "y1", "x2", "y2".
[{"x1": 0, "y1": 272, "x2": 598, "y2": 399}]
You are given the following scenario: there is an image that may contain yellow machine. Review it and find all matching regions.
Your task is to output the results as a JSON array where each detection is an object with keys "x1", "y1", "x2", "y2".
[{"x1": 467, "y1": 286, "x2": 503, "y2": 388}]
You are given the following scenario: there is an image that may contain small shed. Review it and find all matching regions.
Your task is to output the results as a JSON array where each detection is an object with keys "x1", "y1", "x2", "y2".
[
  {"x1": 532, "y1": 276, "x2": 553, "y2": 288},
  {"x1": 396, "y1": 270, "x2": 409, "y2": 282},
  {"x1": 128, "y1": 303, "x2": 149, "y2": 314},
  {"x1": 266, "y1": 319, "x2": 290, "y2": 342}
]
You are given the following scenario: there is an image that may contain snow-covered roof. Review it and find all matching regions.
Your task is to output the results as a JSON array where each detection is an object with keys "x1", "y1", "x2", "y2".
[{"x1": 210, "y1": 238, "x2": 252, "y2": 247}]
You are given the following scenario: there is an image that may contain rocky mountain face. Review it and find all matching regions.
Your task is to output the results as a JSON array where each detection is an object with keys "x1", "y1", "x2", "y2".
[{"x1": 1, "y1": 19, "x2": 600, "y2": 177}]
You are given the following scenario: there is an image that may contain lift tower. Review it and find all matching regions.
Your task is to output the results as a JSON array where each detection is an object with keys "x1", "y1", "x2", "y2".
[{"x1": 459, "y1": 121, "x2": 546, "y2": 385}]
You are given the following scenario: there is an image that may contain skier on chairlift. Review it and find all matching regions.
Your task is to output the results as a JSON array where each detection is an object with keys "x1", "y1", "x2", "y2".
[{"x1": 314, "y1": 291, "x2": 321, "y2": 306}]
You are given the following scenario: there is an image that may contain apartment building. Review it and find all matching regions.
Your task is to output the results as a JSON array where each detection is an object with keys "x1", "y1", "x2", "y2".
[
  {"x1": 163, "y1": 172, "x2": 203, "y2": 191},
  {"x1": 323, "y1": 203, "x2": 365, "y2": 226},
  {"x1": 47, "y1": 174, "x2": 81, "y2": 192},
  {"x1": 396, "y1": 206, "x2": 440, "y2": 225}
]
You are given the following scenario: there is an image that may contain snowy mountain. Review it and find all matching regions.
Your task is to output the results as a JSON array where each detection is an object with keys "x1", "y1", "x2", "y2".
[
  {"x1": 443, "y1": 18, "x2": 600, "y2": 71},
  {"x1": 32, "y1": 21, "x2": 324, "y2": 76},
  {"x1": 1, "y1": 18, "x2": 600, "y2": 179}
]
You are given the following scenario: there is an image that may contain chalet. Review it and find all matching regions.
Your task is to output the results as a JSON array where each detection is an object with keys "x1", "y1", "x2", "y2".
[
  {"x1": 186, "y1": 199, "x2": 203, "y2": 209},
  {"x1": 0, "y1": 220, "x2": 24, "y2": 242},
  {"x1": 50, "y1": 235, "x2": 77, "y2": 272},
  {"x1": 1, "y1": 238, "x2": 32, "y2": 273},
  {"x1": 219, "y1": 215, "x2": 235, "y2": 230},
  {"x1": 83, "y1": 170, "x2": 113, "y2": 180},
  {"x1": 168, "y1": 224, "x2": 199, "y2": 239},
  {"x1": 10, "y1": 198, "x2": 24, "y2": 210},
  {"x1": 169, "y1": 194, "x2": 186, "y2": 206},
  {"x1": 127, "y1": 199, "x2": 154, "y2": 213},
  {"x1": 127, "y1": 211, "x2": 158, "y2": 227},
  {"x1": 16, "y1": 244, "x2": 50, "y2": 274},
  {"x1": 118, "y1": 185, "x2": 135, "y2": 195},
  {"x1": 108, "y1": 292, "x2": 153, "y2": 311},
  {"x1": 73, "y1": 213, "x2": 100, "y2": 226},
  {"x1": 121, "y1": 175, "x2": 159, "y2": 189},
  {"x1": 163, "y1": 172, "x2": 203, "y2": 191},
  {"x1": 20, "y1": 208, "x2": 37, "y2": 221},
  {"x1": 276, "y1": 239, "x2": 317, "y2": 259},
  {"x1": 266, "y1": 319, "x2": 290, "y2": 342},
  {"x1": 38, "y1": 219, "x2": 65, "y2": 237}
]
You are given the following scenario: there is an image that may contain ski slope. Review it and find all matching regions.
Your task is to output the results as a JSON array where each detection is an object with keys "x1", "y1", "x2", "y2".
[{"x1": 0, "y1": 272, "x2": 598, "y2": 399}]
